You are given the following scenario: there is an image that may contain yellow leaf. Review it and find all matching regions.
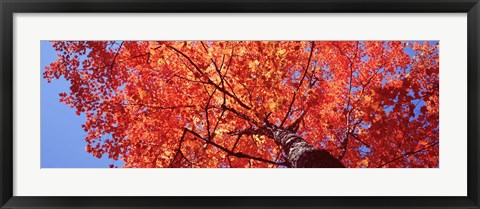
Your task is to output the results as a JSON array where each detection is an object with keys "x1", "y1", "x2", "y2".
[
  {"x1": 193, "y1": 116, "x2": 200, "y2": 123},
  {"x1": 268, "y1": 101, "x2": 277, "y2": 112},
  {"x1": 364, "y1": 95, "x2": 372, "y2": 103},
  {"x1": 276, "y1": 49, "x2": 286, "y2": 56},
  {"x1": 248, "y1": 60, "x2": 260, "y2": 70}
]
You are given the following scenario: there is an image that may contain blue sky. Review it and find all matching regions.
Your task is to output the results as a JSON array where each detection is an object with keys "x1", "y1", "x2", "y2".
[{"x1": 41, "y1": 41, "x2": 122, "y2": 168}]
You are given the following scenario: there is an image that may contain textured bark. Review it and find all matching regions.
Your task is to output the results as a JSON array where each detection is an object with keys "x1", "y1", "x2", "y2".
[{"x1": 270, "y1": 127, "x2": 345, "y2": 168}]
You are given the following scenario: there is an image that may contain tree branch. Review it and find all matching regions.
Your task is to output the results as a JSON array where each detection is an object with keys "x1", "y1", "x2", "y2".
[
  {"x1": 123, "y1": 102, "x2": 196, "y2": 110},
  {"x1": 297, "y1": 41, "x2": 316, "y2": 90},
  {"x1": 281, "y1": 41, "x2": 315, "y2": 128},
  {"x1": 166, "y1": 44, "x2": 252, "y2": 110},
  {"x1": 377, "y1": 141, "x2": 439, "y2": 168},
  {"x1": 221, "y1": 104, "x2": 259, "y2": 126},
  {"x1": 109, "y1": 41, "x2": 124, "y2": 69},
  {"x1": 338, "y1": 42, "x2": 360, "y2": 161},
  {"x1": 184, "y1": 128, "x2": 282, "y2": 166},
  {"x1": 168, "y1": 128, "x2": 188, "y2": 167}
]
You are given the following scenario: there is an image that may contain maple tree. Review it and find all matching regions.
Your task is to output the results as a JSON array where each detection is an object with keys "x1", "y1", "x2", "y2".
[{"x1": 44, "y1": 41, "x2": 439, "y2": 168}]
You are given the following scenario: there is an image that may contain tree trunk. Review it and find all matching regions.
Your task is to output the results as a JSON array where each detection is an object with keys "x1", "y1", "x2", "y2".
[{"x1": 270, "y1": 127, "x2": 345, "y2": 168}]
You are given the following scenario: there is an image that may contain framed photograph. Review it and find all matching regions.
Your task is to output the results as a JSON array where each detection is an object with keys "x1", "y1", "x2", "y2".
[{"x1": 1, "y1": 0, "x2": 479, "y2": 208}]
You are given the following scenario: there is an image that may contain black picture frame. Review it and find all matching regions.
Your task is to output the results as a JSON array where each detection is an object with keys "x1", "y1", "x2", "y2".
[{"x1": 1, "y1": 0, "x2": 479, "y2": 208}]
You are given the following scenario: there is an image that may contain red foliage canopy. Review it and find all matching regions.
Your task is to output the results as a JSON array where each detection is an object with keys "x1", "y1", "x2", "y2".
[{"x1": 44, "y1": 41, "x2": 439, "y2": 168}]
